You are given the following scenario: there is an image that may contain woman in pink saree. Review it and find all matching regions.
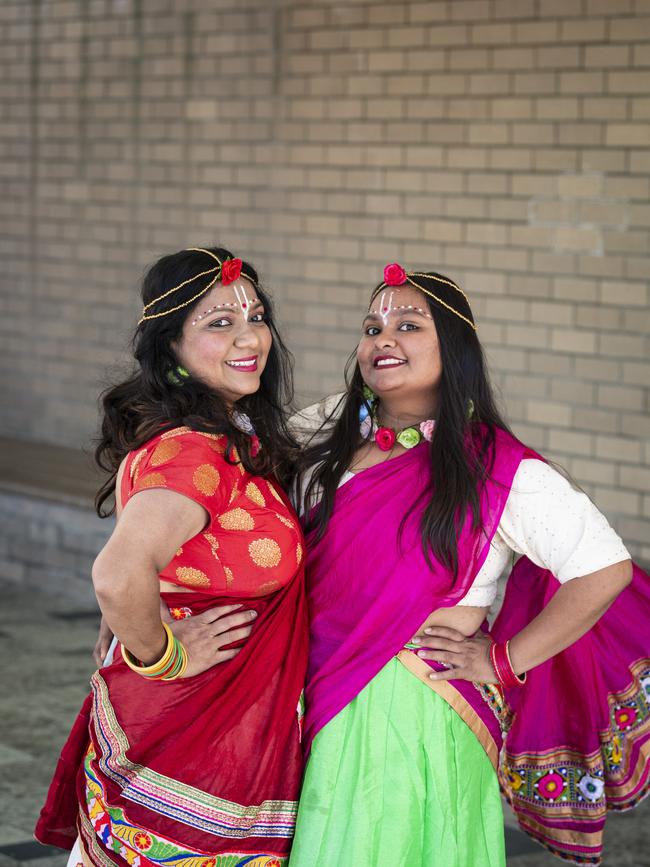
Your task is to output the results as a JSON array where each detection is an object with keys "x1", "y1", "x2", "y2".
[{"x1": 288, "y1": 264, "x2": 649, "y2": 866}]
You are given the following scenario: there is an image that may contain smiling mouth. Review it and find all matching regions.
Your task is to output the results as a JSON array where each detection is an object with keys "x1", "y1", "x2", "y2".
[
  {"x1": 374, "y1": 356, "x2": 407, "y2": 369},
  {"x1": 226, "y1": 356, "x2": 258, "y2": 372}
]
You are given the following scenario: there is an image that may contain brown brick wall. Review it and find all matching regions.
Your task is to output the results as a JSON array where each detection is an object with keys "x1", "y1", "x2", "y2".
[{"x1": 1, "y1": 0, "x2": 648, "y2": 561}]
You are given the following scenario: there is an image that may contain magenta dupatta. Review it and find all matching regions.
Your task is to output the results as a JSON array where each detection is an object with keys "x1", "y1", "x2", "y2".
[
  {"x1": 303, "y1": 426, "x2": 527, "y2": 751},
  {"x1": 303, "y1": 426, "x2": 650, "y2": 865}
]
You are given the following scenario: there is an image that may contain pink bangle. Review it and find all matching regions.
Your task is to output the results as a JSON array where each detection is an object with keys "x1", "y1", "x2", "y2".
[{"x1": 490, "y1": 640, "x2": 526, "y2": 689}]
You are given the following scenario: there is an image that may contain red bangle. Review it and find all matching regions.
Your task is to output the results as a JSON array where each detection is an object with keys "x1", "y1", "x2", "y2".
[{"x1": 490, "y1": 640, "x2": 526, "y2": 689}]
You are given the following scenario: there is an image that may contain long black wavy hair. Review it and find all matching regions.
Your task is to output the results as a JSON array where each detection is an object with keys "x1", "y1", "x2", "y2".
[
  {"x1": 300, "y1": 271, "x2": 513, "y2": 578},
  {"x1": 95, "y1": 245, "x2": 298, "y2": 516}
]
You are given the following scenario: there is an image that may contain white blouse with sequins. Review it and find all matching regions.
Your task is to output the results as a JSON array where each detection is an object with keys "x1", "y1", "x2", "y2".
[
  {"x1": 396, "y1": 459, "x2": 627, "y2": 607},
  {"x1": 292, "y1": 399, "x2": 630, "y2": 609}
]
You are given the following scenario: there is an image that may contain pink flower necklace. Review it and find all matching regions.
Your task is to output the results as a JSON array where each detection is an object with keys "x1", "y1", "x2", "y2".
[
  {"x1": 373, "y1": 416, "x2": 435, "y2": 452},
  {"x1": 359, "y1": 391, "x2": 435, "y2": 452}
]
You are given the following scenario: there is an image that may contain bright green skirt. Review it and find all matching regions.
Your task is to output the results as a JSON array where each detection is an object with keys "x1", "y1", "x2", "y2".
[{"x1": 289, "y1": 658, "x2": 506, "y2": 867}]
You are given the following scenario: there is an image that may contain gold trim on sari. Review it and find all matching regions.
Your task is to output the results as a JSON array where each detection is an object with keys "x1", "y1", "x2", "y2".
[{"x1": 396, "y1": 649, "x2": 500, "y2": 770}]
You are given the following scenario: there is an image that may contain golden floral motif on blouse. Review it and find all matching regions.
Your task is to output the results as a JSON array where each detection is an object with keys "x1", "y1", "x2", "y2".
[
  {"x1": 228, "y1": 485, "x2": 239, "y2": 506},
  {"x1": 129, "y1": 448, "x2": 147, "y2": 483},
  {"x1": 266, "y1": 482, "x2": 284, "y2": 504},
  {"x1": 175, "y1": 546, "x2": 183, "y2": 557},
  {"x1": 175, "y1": 566, "x2": 210, "y2": 587},
  {"x1": 160, "y1": 427, "x2": 221, "y2": 443},
  {"x1": 137, "y1": 472, "x2": 167, "y2": 490},
  {"x1": 296, "y1": 542, "x2": 303, "y2": 565},
  {"x1": 258, "y1": 579, "x2": 279, "y2": 594},
  {"x1": 202, "y1": 434, "x2": 226, "y2": 454},
  {"x1": 160, "y1": 425, "x2": 191, "y2": 440},
  {"x1": 274, "y1": 512, "x2": 294, "y2": 529},
  {"x1": 203, "y1": 532, "x2": 220, "y2": 560},
  {"x1": 245, "y1": 481, "x2": 265, "y2": 507},
  {"x1": 218, "y1": 508, "x2": 255, "y2": 531},
  {"x1": 193, "y1": 464, "x2": 221, "y2": 497},
  {"x1": 150, "y1": 439, "x2": 182, "y2": 467},
  {"x1": 224, "y1": 566, "x2": 234, "y2": 587},
  {"x1": 248, "y1": 538, "x2": 282, "y2": 568}
]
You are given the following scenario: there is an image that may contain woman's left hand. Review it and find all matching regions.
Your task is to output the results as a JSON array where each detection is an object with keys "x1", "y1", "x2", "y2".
[
  {"x1": 93, "y1": 616, "x2": 115, "y2": 667},
  {"x1": 411, "y1": 626, "x2": 496, "y2": 683}
]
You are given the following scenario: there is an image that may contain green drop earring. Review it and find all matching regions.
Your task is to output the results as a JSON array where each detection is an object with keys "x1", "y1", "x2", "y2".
[{"x1": 166, "y1": 366, "x2": 190, "y2": 385}]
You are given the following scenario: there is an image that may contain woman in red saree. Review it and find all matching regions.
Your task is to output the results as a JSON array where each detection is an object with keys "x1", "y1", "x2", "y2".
[
  {"x1": 35, "y1": 246, "x2": 308, "y2": 867},
  {"x1": 288, "y1": 265, "x2": 648, "y2": 866}
]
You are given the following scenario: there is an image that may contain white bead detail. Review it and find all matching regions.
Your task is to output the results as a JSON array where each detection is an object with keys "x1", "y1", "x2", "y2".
[
  {"x1": 368, "y1": 304, "x2": 432, "y2": 319},
  {"x1": 191, "y1": 298, "x2": 260, "y2": 326}
]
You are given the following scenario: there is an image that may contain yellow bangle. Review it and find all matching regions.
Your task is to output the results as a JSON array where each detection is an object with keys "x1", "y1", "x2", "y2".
[
  {"x1": 165, "y1": 642, "x2": 189, "y2": 680},
  {"x1": 121, "y1": 623, "x2": 174, "y2": 675}
]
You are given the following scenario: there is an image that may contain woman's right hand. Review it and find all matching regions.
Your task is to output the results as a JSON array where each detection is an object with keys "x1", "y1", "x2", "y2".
[{"x1": 170, "y1": 604, "x2": 258, "y2": 678}]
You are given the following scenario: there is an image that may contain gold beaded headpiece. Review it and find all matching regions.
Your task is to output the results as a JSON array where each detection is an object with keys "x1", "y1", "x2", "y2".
[
  {"x1": 370, "y1": 263, "x2": 476, "y2": 331},
  {"x1": 138, "y1": 248, "x2": 256, "y2": 325}
]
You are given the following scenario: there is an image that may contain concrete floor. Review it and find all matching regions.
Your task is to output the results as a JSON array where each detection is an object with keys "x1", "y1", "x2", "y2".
[{"x1": 1, "y1": 585, "x2": 649, "y2": 867}]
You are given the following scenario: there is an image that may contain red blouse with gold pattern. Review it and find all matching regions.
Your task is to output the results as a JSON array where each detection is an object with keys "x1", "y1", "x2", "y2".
[{"x1": 122, "y1": 426, "x2": 304, "y2": 597}]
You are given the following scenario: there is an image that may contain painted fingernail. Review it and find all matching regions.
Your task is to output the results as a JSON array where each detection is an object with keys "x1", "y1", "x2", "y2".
[
  {"x1": 250, "y1": 611, "x2": 258, "y2": 618},
  {"x1": 424, "y1": 628, "x2": 433, "y2": 635},
  {"x1": 411, "y1": 636, "x2": 421, "y2": 644},
  {"x1": 417, "y1": 650, "x2": 427, "y2": 658}
]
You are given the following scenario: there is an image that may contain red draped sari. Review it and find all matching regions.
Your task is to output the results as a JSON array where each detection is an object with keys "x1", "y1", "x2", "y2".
[{"x1": 35, "y1": 427, "x2": 308, "y2": 867}]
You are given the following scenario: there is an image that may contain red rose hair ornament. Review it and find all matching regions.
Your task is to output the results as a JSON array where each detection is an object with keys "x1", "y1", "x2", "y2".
[
  {"x1": 221, "y1": 257, "x2": 243, "y2": 285},
  {"x1": 383, "y1": 263, "x2": 407, "y2": 286}
]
